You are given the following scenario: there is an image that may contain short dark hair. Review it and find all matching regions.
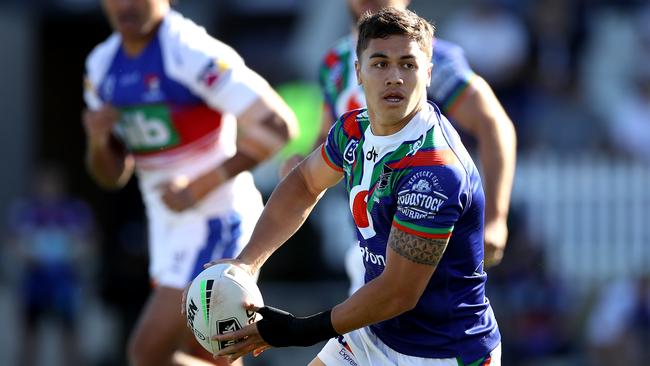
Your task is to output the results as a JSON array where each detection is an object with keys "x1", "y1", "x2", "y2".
[{"x1": 356, "y1": 7, "x2": 435, "y2": 60}]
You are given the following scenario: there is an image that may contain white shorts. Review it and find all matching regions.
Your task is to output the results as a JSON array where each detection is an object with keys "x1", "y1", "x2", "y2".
[
  {"x1": 317, "y1": 327, "x2": 501, "y2": 366},
  {"x1": 147, "y1": 207, "x2": 261, "y2": 289}
]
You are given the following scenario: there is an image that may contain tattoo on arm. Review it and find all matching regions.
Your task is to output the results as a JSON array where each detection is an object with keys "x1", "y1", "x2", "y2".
[{"x1": 389, "y1": 226, "x2": 449, "y2": 267}]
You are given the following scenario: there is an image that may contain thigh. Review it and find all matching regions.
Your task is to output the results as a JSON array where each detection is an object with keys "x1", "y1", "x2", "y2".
[
  {"x1": 155, "y1": 212, "x2": 250, "y2": 289},
  {"x1": 129, "y1": 286, "x2": 190, "y2": 359}
]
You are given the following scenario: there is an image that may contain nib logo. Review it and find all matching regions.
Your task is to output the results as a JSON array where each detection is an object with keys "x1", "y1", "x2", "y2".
[{"x1": 216, "y1": 318, "x2": 242, "y2": 350}]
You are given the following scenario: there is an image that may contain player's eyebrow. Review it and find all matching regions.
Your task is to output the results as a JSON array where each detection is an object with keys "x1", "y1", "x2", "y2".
[{"x1": 368, "y1": 52, "x2": 416, "y2": 60}]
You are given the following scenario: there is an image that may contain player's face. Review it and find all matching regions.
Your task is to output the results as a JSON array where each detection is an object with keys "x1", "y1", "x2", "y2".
[
  {"x1": 356, "y1": 35, "x2": 432, "y2": 135},
  {"x1": 348, "y1": 0, "x2": 410, "y2": 22},
  {"x1": 102, "y1": 0, "x2": 168, "y2": 40}
]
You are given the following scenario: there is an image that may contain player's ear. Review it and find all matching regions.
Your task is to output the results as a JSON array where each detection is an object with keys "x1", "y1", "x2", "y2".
[
  {"x1": 355, "y1": 60, "x2": 362, "y2": 86},
  {"x1": 426, "y1": 62, "x2": 432, "y2": 87}
]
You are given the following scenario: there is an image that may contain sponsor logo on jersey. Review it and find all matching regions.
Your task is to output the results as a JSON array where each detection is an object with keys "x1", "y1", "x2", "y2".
[
  {"x1": 360, "y1": 245, "x2": 385, "y2": 266},
  {"x1": 365, "y1": 147, "x2": 378, "y2": 162},
  {"x1": 116, "y1": 104, "x2": 180, "y2": 152},
  {"x1": 397, "y1": 171, "x2": 447, "y2": 220},
  {"x1": 143, "y1": 73, "x2": 164, "y2": 102},
  {"x1": 377, "y1": 164, "x2": 393, "y2": 192},
  {"x1": 338, "y1": 348, "x2": 358, "y2": 366},
  {"x1": 344, "y1": 139, "x2": 359, "y2": 164},
  {"x1": 408, "y1": 134, "x2": 425, "y2": 156},
  {"x1": 350, "y1": 186, "x2": 376, "y2": 240},
  {"x1": 144, "y1": 73, "x2": 160, "y2": 90},
  {"x1": 198, "y1": 59, "x2": 230, "y2": 88},
  {"x1": 412, "y1": 179, "x2": 431, "y2": 193}
]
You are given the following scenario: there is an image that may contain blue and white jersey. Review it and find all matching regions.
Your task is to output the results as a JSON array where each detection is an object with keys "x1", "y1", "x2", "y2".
[
  {"x1": 321, "y1": 103, "x2": 500, "y2": 363},
  {"x1": 83, "y1": 10, "x2": 267, "y2": 216}
]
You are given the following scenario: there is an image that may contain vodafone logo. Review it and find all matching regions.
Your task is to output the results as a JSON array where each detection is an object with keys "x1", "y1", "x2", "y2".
[
  {"x1": 360, "y1": 246, "x2": 385, "y2": 266},
  {"x1": 349, "y1": 186, "x2": 376, "y2": 239}
]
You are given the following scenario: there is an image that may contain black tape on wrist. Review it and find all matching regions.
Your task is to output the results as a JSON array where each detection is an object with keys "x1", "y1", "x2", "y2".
[{"x1": 256, "y1": 306, "x2": 339, "y2": 347}]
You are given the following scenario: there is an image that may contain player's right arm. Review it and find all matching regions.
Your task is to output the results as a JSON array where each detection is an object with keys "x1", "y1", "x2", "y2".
[
  {"x1": 157, "y1": 29, "x2": 298, "y2": 211},
  {"x1": 82, "y1": 37, "x2": 135, "y2": 190},
  {"x1": 81, "y1": 79, "x2": 135, "y2": 190}
]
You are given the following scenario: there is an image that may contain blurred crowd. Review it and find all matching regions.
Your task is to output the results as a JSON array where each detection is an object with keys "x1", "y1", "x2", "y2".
[{"x1": 1, "y1": 0, "x2": 649, "y2": 365}]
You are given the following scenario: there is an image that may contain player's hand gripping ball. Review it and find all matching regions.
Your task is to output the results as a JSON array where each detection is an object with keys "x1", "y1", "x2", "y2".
[{"x1": 185, "y1": 263, "x2": 264, "y2": 353}]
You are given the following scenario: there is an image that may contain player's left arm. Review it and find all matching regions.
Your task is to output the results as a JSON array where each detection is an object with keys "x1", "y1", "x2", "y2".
[
  {"x1": 160, "y1": 44, "x2": 298, "y2": 211},
  {"x1": 161, "y1": 85, "x2": 298, "y2": 211},
  {"x1": 449, "y1": 76, "x2": 516, "y2": 267}
]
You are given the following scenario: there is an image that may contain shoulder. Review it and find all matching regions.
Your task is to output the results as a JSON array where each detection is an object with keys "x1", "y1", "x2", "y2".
[
  {"x1": 432, "y1": 39, "x2": 465, "y2": 60},
  {"x1": 429, "y1": 39, "x2": 475, "y2": 109},
  {"x1": 433, "y1": 38, "x2": 467, "y2": 62},
  {"x1": 334, "y1": 108, "x2": 368, "y2": 140},
  {"x1": 159, "y1": 10, "x2": 243, "y2": 69},
  {"x1": 390, "y1": 112, "x2": 465, "y2": 182},
  {"x1": 85, "y1": 33, "x2": 120, "y2": 78},
  {"x1": 431, "y1": 38, "x2": 472, "y2": 73}
]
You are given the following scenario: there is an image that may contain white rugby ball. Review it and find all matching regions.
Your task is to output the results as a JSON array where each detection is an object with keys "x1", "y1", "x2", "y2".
[{"x1": 185, "y1": 263, "x2": 263, "y2": 353}]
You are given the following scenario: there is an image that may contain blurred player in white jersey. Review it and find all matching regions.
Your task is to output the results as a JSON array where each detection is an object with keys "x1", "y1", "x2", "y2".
[{"x1": 82, "y1": 0, "x2": 297, "y2": 365}]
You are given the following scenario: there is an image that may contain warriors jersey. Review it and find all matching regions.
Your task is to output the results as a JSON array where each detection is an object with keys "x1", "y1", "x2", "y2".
[
  {"x1": 83, "y1": 10, "x2": 266, "y2": 217},
  {"x1": 320, "y1": 35, "x2": 475, "y2": 122},
  {"x1": 321, "y1": 103, "x2": 500, "y2": 363}
]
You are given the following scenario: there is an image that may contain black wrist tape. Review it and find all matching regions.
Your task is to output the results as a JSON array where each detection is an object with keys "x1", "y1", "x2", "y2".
[{"x1": 256, "y1": 306, "x2": 339, "y2": 347}]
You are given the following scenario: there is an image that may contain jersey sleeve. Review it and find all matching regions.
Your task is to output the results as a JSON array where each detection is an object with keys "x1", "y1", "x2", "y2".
[
  {"x1": 320, "y1": 117, "x2": 346, "y2": 172},
  {"x1": 83, "y1": 75, "x2": 102, "y2": 111},
  {"x1": 429, "y1": 40, "x2": 476, "y2": 113},
  {"x1": 160, "y1": 14, "x2": 267, "y2": 116},
  {"x1": 392, "y1": 165, "x2": 465, "y2": 240},
  {"x1": 83, "y1": 33, "x2": 121, "y2": 111}
]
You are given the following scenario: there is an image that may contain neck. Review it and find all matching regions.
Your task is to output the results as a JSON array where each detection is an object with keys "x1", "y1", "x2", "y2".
[
  {"x1": 370, "y1": 103, "x2": 423, "y2": 136},
  {"x1": 122, "y1": 15, "x2": 165, "y2": 57}
]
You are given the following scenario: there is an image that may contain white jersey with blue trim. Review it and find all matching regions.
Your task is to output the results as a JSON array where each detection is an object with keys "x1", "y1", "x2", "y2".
[{"x1": 83, "y1": 10, "x2": 265, "y2": 217}]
